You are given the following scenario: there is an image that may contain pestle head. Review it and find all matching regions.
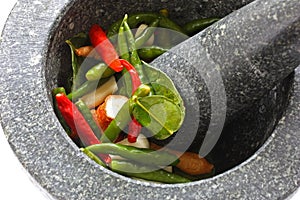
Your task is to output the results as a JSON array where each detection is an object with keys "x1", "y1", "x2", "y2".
[{"x1": 150, "y1": 0, "x2": 300, "y2": 154}]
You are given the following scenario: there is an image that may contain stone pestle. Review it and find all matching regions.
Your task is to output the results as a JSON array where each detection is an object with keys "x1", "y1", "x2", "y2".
[{"x1": 150, "y1": 0, "x2": 300, "y2": 155}]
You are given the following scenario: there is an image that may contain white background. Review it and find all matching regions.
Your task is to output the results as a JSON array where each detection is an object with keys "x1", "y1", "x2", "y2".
[{"x1": 0, "y1": 1, "x2": 299, "y2": 200}]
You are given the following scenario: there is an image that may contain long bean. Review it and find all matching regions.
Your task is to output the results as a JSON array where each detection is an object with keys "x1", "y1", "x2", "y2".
[
  {"x1": 123, "y1": 18, "x2": 147, "y2": 84},
  {"x1": 86, "y1": 143, "x2": 179, "y2": 167},
  {"x1": 75, "y1": 100, "x2": 102, "y2": 140},
  {"x1": 107, "y1": 13, "x2": 186, "y2": 38},
  {"x1": 67, "y1": 78, "x2": 109, "y2": 100},
  {"x1": 118, "y1": 16, "x2": 132, "y2": 96},
  {"x1": 110, "y1": 160, "x2": 190, "y2": 183}
]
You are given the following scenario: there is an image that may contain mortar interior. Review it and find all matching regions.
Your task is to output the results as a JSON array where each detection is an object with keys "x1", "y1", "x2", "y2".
[{"x1": 45, "y1": 0, "x2": 294, "y2": 180}]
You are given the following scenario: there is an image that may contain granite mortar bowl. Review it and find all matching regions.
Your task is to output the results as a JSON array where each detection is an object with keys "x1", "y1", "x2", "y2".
[{"x1": 0, "y1": 0, "x2": 299, "y2": 199}]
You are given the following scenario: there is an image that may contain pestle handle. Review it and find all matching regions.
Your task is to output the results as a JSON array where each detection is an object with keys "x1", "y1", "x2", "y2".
[
  {"x1": 151, "y1": 0, "x2": 300, "y2": 154},
  {"x1": 153, "y1": 0, "x2": 300, "y2": 121},
  {"x1": 199, "y1": 0, "x2": 300, "y2": 118}
]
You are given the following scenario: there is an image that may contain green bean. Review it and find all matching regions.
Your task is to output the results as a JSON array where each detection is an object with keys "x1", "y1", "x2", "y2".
[
  {"x1": 86, "y1": 143, "x2": 179, "y2": 167},
  {"x1": 75, "y1": 100, "x2": 102, "y2": 140},
  {"x1": 183, "y1": 18, "x2": 219, "y2": 36},
  {"x1": 135, "y1": 19, "x2": 159, "y2": 48},
  {"x1": 85, "y1": 62, "x2": 115, "y2": 81},
  {"x1": 123, "y1": 17, "x2": 148, "y2": 84},
  {"x1": 118, "y1": 25, "x2": 130, "y2": 61},
  {"x1": 67, "y1": 78, "x2": 109, "y2": 100},
  {"x1": 107, "y1": 13, "x2": 186, "y2": 39},
  {"x1": 137, "y1": 46, "x2": 168, "y2": 62},
  {"x1": 118, "y1": 15, "x2": 132, "y2": 96},
  {"x1": 80, "y1": 148, "x2": 106, "y2": 167},
  {"x1": 110, "y1": 160, "x2": 190, "y2": 183},
  {"x1": 100, "y1": 100, "x2": 131, "y2": 143}
]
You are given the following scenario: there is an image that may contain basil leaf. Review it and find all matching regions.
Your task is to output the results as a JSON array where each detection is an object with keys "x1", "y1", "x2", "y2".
[{"x1": 132, "y1": 95, "x2": 184, "y2": 140}]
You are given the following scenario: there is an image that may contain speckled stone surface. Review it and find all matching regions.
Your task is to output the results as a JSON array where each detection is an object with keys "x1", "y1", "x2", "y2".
[{"x1": 0, "y1": 0, "x2": 299, "y2": 200}]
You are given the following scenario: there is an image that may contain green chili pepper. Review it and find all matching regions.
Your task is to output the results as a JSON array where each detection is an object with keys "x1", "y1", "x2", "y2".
[
  {"x1": 110, "y1": 160, "x2": 190, "y2": 183},
  {"x1": 183, "y1": 18, "x2": 219, "y2": 36},
  {"x1": 135, "y1": 18, "x2": 159, "y2": 48},
  {"x1": 75, "y1": 100, "x2": 102, "y2": 140},
  {"x1": 85, "y1": 62, "x2": 115, "y2": 81},
  {"x1": 137, "y1": 46, "x2": 168, "y2": 62},
  {"x1": 86, "y1": 143, "x2": 179, "y2": 167},
  {"x1": 101, "y1": 100, "x2": 132, "y2": 143},
  {"x1": 107, "y1": 13, "x2": 186, "y2": 39}
]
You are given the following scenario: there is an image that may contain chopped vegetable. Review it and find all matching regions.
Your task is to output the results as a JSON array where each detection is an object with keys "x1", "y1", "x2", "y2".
[
  {"x1": 96, "y1": 95, "x2": 128, "y2": 130},
  {"x1": 80, "y1": 76, "x2": 118, "y2": 108},
  {"x1": 135, "y1": 23, "x2": 156, "y2": 48},
  {"x1": 54, "y1": 11, "x2": 219, "y2": 183},
  {"x1": 150, "y1": 143, "x2": 214, "y2": 175}
]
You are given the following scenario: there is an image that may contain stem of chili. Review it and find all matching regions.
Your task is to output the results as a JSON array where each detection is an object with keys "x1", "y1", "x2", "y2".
[{"x1": 55, "y1": 93, "x2": 111, "y2": 164}]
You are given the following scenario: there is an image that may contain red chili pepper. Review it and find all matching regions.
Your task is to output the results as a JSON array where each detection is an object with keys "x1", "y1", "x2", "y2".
[
  {"x1": 89, "y1": 24, "x2": 123, "y2": 72},
  {"x1": 127, "y1": 118, "x2": 142, "y2": 143},
  {"x1": 119, "y1": 59, "x2": 143, "y2": 143},
  {"x1": 119, "y1": 59, "x2": 142, "y2": 92},
  {"x1": 55, "y1": 93, "x2": 111, "y2": 164}
]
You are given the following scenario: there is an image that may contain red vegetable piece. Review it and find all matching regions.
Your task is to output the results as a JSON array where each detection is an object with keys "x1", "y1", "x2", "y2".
[
  {"x1": 119, "y1": 59, "x2": 142, "y2": 93},
  {"x1": 89, "y1": 24, "x2": 123, "y2": 72},
  {"x1": 127, "y1": 118, "x2": 142, "y2": 143},
  {"x1": 55, "y1": 93, "x2": 111, "y2": 163},
  {"x1": 119, "y1": 59, "x2": 143, "y2": 143}
]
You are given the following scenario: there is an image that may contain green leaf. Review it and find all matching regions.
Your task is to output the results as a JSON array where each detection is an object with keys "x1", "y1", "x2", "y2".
[
  {"x1": 132, "y1": 95, "x2": 184, "y2": 140},
  {"x1": 142, "y1": 61, "x2": 185, "y2": 115},
  {"x1": 65, "y1": 32, "x2": 90, "y2": 91}
]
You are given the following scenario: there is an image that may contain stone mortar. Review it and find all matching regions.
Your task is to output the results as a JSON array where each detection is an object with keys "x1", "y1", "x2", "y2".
[{"x1": 0, "y1": 0, "x2": 299, "y2": 199}]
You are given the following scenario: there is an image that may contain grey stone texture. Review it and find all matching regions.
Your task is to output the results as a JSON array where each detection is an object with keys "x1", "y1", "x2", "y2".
[{"x1": 0, "y1": 0, "x2": 299, "y2": 199}]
